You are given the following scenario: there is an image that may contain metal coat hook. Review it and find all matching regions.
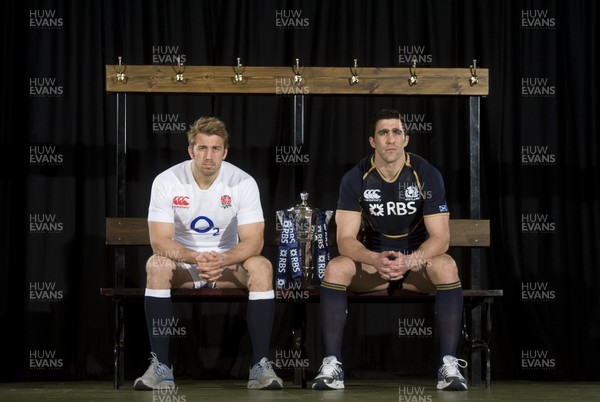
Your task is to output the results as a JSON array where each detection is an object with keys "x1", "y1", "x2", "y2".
[
  {"x1": 469, "y1": 59, "x2": 479, "y2": 86},
  {"x1": 232, "y1": 57, "x2": 246, "y2": 84},
  {"x1": 408, "y1": 59, "x2": 418, "y2": 86},
  {"x1": 292, "y1": 58, "x2": 303, "y2": 86},
  {"x1": 114, "y1": 57, "x2": 127, "y2": 83},
  {"x1": 172, "y1": 57, "x2": 187, "y2": 84},
  {"x1": 349, "y1": 59, "x2": 360, "y2": 86}
]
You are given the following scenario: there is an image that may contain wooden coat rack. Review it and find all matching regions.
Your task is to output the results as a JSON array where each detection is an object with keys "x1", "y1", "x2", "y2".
[{"x1": 106, "y1": 59, "x2": 488, "y2": 95}]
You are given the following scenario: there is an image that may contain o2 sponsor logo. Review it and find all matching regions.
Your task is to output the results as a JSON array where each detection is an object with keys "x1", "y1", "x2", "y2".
[{"x1": 191, "y1": 216, "x2": 220, "y2": 236}]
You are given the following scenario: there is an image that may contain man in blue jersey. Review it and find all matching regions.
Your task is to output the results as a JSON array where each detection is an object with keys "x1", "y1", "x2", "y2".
[
  {"x1": 312, "y1": 109, "x2": 467, "y2": 391},
  {"x1": 134, "y1": 116, "x2": 283, "y2": 391}
]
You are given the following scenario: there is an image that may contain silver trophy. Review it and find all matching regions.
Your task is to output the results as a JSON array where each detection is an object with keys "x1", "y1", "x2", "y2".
[{"x1": 277, "y1": 192, "x2": 324, "y2": 289}]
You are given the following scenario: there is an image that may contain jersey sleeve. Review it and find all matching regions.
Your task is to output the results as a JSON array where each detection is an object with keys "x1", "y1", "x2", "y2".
[
  {"x1": 147, "y1": 172, "x2": 176, "y2": 223},
  {"x1": 235, "y1": 176, "x2": 265, "y2": 226},
  {"x1": 421, "y1": 165, "x2": 450, "y2": 216},
  {"x1": 336, "y1": 168, "x2": 363, "y2": 212}
]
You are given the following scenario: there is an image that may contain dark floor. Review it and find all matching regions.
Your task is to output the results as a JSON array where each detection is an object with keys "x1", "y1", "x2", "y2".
[{"x1": 1, "y1": 379, "x2": 599, "y2": 402}]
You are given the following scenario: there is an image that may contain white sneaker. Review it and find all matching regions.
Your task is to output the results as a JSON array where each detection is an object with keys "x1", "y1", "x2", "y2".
[
  {"x1": 312, "y1": 356, "x2": 345, "y2": 390},
  {"x1": 247, "y1": 357, "x2": 283, "y2": 390},
  {"x1": 437, "y1": 355, "x2": 468, "y2": 391},
  {"x1": 134, "y1": 352, "x2": 175, "y2": 390}
]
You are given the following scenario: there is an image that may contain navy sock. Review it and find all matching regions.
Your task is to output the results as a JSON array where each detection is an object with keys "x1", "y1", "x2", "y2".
[
  {"x1": 247, "y1": 296, "x2": 274, "y2": 365},
  {"x1": 145, "y1": 293, "x2": 173, "y2": 366},
  {"x1": 435, "y1": 282, "x2": 463, "y2": 364},
  {"x1": 320, "y1": 281, "x2": 348, "y2": 361}
]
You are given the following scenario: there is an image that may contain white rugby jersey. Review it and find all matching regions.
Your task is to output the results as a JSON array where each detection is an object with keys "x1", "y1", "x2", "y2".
[{"x1": 148, "y1": 160, "x2": 264, "y2": 252}]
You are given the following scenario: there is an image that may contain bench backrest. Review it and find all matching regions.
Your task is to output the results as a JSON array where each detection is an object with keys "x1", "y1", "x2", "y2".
[{"x1": 106, "y1": 217, "x2": 490, "y2": 248}]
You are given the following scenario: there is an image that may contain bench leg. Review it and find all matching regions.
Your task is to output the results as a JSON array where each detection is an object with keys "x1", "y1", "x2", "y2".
[
  {"x1": 465, "y1": 298, "x2": 494, "y2": 388},
  {"x1": 484, "y1": 298, "x2": 493, "y2": 388},
  {"x1": 112, "y1": 298, "x2": 124, "y2": 389},
  {"x1": 470, "y1": 303, "x2": 482, "y2": 387},
  {"x1": 292, "y1": 303, "x2": 307, "y2": 388},
  {"x1": 485, "y1": 343, "x2": 491, "y2": 388}
]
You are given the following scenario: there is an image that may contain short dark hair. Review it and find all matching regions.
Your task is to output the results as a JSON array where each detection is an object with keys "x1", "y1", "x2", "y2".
[{"x1": 370, "y1": 109, "x2": 406, "y2": 137}]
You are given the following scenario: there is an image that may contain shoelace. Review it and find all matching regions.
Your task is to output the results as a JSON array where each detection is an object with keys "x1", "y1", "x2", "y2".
[
  {"x1": 318, "y1": 360, "x2": 342, "y2": 377},
  {"x1": 265, "y1": 360, "x2": 281, "y2": 371},
  {"x1": 258, "y1": 359, "x2": 280, "y2": 373},
  {"x1": 154, "y1": 362, "x2": 172, "y2": 377},
  {"x1": 440, "y1": 358, "x2": 468, "y2": 378},
  {"x1": 148, "y1": 353, "x2": 172, "y2": 377}
]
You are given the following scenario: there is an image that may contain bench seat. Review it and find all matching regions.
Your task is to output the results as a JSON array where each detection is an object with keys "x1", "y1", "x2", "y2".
[{"x1": 101, "y1": 217, "x2": 501, "y2": 389}]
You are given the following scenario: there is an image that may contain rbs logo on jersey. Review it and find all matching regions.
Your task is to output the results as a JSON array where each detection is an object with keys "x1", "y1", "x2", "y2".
[
  {"x1": 368, "y1": 201, "x2": 417, "y2": 217},
  {"x1": 364, "y1": 188, "x2": 417, "y2": 217}
]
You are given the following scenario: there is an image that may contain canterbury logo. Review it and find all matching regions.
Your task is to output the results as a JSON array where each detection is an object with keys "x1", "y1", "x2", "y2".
[
  {"x1": 172, "y1": 196, "x2": 190, "y2": 207},
  {"x1": 363, "y1": 189, "x2": 381, "y2": 201}
]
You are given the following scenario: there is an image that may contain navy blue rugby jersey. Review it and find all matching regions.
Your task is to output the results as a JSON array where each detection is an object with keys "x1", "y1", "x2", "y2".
[{"x1": 337, "y1": 152, "x2": 449, "y2": 252}]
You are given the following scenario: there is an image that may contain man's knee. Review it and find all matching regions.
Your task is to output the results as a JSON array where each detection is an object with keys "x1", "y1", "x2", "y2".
[
  {"x1": 429, "y1": 254, "x2": 459, "y2": 282},
  {"x1": 323, "y1": 256, "x2": 356, "y2": 284},
  {"x1": 146, "y1": 254, "x2": 176, "y2": 282},
  {"x1": 245, "y1": 256, "x2": 273, "y2": 282}
]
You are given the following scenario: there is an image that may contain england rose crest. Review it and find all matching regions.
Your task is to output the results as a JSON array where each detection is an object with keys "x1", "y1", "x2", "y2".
[{"x1": 220, "y1": 195, "x2": 232, "y2": 209}]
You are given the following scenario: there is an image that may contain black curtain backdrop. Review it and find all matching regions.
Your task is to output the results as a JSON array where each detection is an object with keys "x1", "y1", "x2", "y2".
[{"x1": 2, "y1": 0, "x2": 598, "y2": 382}]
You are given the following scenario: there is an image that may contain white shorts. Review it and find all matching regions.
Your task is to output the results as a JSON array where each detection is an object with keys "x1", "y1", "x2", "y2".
[{"x1": 177, "y1": 262, "x2": 217, "y2": 289}]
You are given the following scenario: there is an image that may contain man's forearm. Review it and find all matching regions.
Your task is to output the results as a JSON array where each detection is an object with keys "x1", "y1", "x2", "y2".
[
  {"x1": 338, "y1": 237, "x2": 378, "y2": 266},
  {"x1": 151, "y1": 239, "x2": 198, "y2": 264},
  {"x1": 408, "y1": 236, "x2": 449, "y2": 269},
  {"x1": 220, "y1": 239, "x2": 264, "y2": 267}
]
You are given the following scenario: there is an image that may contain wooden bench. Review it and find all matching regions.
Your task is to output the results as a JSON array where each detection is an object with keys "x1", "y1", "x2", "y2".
[{"x1": 101, "y1": 217, "x2": 501, "y2": 389}]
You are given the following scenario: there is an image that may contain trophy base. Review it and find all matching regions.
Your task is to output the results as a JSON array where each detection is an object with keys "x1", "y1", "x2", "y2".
[{"x1": 301, "y1": 273, "x2": 320, "y2": 290}]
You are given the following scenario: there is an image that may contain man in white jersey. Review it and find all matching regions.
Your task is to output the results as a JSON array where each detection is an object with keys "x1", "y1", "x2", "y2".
[{"x1": 134, "y1": 116, "x2": 283, "y2": 390}]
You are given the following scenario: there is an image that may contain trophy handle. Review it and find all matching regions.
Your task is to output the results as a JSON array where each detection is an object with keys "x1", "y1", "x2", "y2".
[{"x1": 276, "y1": 210, "x2": 285, "y2": 226}]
